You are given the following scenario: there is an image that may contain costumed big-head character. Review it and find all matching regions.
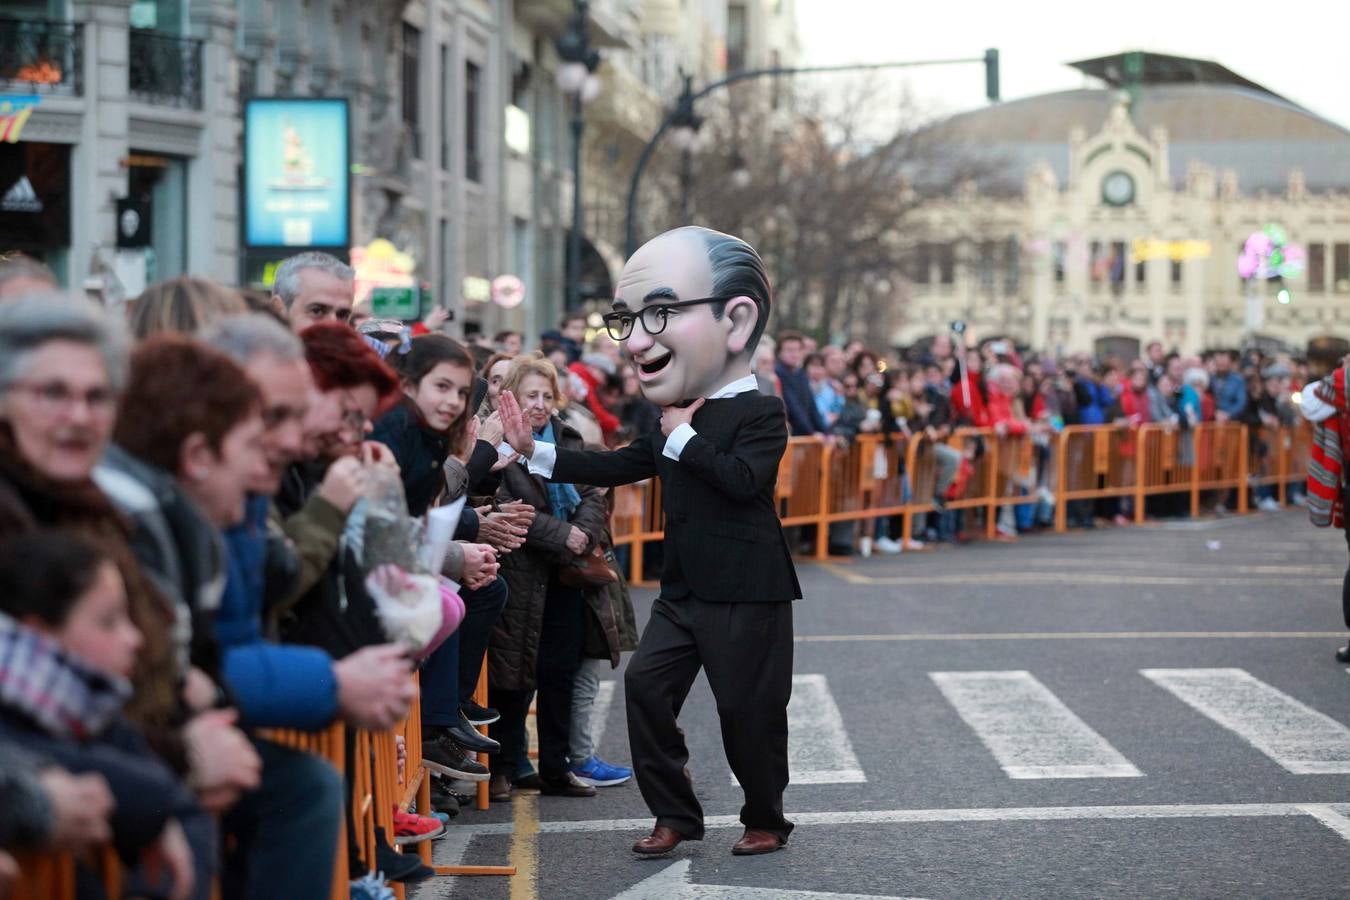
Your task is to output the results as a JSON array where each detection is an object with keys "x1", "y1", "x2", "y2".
[{"x1": 602, "y1": 226, "x2": 771, "y2": 407}]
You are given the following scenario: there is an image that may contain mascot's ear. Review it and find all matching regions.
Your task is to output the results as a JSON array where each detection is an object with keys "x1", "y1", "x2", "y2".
[{"x1": 723, "y1": 296, "x2": 758, "y2": 356}]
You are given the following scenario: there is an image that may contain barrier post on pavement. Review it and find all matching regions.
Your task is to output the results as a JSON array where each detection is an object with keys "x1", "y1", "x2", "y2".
[
  {"x1": 1237, "y1": 424, "x2": 1250, "y2": 514},
  {"x1": 814, "y1": 440, "x2": 834, "y2": 560},
  {"x1": 1053, "y1": 429, "x2": 1068, "y2": 533},
  {"x1": 983, "y1": 436, "x2": 999, "y2": 540}
]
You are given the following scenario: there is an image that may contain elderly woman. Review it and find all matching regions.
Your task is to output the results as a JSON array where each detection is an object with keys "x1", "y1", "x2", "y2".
[
  {"x1": 0, "y1": 296, "x2": 226, "y2": 896},
  {"x1": 488, "y1": 355, "x2": 607, "y2": 801}
]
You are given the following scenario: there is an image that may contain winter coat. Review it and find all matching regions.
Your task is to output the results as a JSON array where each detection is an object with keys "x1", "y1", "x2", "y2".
[
  {"x1": 0, "y1": 614, "x2": 207, "y2": 867},
  {"x1": 488, "y1": 417, "x2": 607, "y2": 691},
  {"x1": 94, "y1": 444, "x2": 227, "y2": 691},
  {"x1": 0, "y1": 427, "x2": 186, "y2": 773},
  {"x1": 218, "y1": 495, "x2": 339, "y2": 730},
  {"x1": 0, "y1": 741, "x2": 53, "y2": 851}
]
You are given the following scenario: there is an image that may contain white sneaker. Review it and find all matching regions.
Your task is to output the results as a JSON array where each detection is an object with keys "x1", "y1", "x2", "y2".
[
  {"x1": 1257, "y1": 497, "x2": 1281, "y2": 512},
  {"x1": 874, "y1": 537, "x2": 902, "y2": 554}
]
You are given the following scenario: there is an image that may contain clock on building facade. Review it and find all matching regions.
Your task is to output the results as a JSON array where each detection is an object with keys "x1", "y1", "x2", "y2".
[{"x1": 1101, "y1": 170, "x2": 1136, "y2": 206}]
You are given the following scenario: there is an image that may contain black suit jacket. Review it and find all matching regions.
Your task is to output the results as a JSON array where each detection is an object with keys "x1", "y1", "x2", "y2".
[{"x1": 550, "y1": 391, "x2": 801, "y2": 604}]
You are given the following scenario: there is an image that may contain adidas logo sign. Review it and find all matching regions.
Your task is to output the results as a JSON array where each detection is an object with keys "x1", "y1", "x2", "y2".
[{"x1": 1, "y1": 177, "x2": 42, "y2": 213}]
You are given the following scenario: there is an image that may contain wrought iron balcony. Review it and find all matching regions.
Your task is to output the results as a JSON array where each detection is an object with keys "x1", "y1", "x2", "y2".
[
  {"x1": 129, "y1": 29, "x2": 202, "y2": 109},
  {"x1": 0, "y1": 18, "x2": 84, "y2": 95}
]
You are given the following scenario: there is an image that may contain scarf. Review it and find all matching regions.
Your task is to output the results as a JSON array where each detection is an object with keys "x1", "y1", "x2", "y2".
[
  {"x1": 0, "y1": 425, "x2": 182, "y2": 744},
  {"x1": 0, "y1": 611, "x2": 131, "y2": 740},
  {"x1": 534, "y1": 421, "x2": 581, "y2": 521},
  {"x1": 1308, "y1": 368, "x2": 1348, "y2": 528}
]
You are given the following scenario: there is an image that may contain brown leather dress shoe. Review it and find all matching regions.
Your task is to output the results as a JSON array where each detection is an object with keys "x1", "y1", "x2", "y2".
[
  {"x1": 488, "y1": 773, "x2": 512, "y2": 803},
  {"x1": 632, "y1": 826, "x2": 684, "y2": 856},
  {"x1": 731, "y1": 828, "x2": 786, "y2": 856}
]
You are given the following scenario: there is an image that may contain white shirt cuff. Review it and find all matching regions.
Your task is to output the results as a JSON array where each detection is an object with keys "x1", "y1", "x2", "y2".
[
  {"x1": 509, "y1": 440, "x2": 557, "y2": 477},
  {"x1": 662, "y1": 424, "x2": 697, "y2": 461},
  {"x1": 1300, "y1": 385, "x2": 1337, "y2": 423}
]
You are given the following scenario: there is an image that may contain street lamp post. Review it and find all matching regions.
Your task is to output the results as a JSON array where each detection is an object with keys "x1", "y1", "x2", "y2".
[
  {"x1": 556, "y1": 0, "x2": 601, "y2": 312},
  {"x1": 624, "y1": 51, "x2": 1001, "y2": 257},
  {"x1": 666, "y1": 75, "x2": 704, "y2": 222}
]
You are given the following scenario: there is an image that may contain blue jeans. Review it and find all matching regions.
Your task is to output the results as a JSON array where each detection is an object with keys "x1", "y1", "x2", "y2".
[
  {"x1": 221, "y1": 738, "x2": 343, "y2": 900},
  {"x1": 421, "y1": 577, "x2": 509, "y2": 729}
]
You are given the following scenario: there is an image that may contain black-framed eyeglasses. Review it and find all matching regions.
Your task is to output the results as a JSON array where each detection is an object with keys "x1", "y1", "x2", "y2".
[{"x1": 601, "y1": 296, "x2": 732, "y2": 341}]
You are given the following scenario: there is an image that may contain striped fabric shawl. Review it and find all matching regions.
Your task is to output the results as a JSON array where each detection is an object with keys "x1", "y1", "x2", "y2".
[{"x1": 1307, "y1": 368, "x2": 1349, "y2": 528}]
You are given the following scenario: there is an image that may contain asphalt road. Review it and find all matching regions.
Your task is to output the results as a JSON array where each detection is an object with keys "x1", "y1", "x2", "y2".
[{"x1": 417, "y1": 509, "x2": 1350, "y2": 899}]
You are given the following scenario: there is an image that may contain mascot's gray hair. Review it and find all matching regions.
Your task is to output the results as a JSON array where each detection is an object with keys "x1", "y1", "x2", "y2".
[{"x1": 675, "y1": 226, "x2": 772, "y2": 353}]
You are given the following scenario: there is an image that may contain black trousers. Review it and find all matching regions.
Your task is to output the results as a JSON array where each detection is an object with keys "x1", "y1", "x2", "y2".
[
  {"x1": 490, "y1": 580, "x2": 585, "y2": 780},
  {"x1": 624, "y1": 595, "x2": 794, "y2": 841},
  {"x1": 1342, "y1": 488, "x2": 1350, "y2": 631}
]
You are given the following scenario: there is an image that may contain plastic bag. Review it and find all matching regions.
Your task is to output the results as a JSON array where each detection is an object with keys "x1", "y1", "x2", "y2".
[{"x1": 365, "y1": 564, "x2": 446, "y2": 652}]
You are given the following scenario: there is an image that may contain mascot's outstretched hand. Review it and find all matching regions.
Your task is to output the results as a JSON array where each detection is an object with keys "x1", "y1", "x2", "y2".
[{"x1": 497, "y1": 390, "x2": 535, "y2": 459}]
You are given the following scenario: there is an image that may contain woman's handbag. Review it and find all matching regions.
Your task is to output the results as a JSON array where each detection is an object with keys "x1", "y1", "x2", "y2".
[{"x1": 558, "y1": 545, "x2": 619, "y2": 588}]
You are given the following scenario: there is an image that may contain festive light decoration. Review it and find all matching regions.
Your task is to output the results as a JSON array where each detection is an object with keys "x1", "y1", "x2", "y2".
[{"x1": 1237, "y1": 225, "x2": 1305, "y2": 280}]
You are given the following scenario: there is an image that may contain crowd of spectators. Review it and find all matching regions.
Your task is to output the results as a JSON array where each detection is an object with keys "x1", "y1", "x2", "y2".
[
  {"x1": 758, "y1": 329, "x2": 1308, "y2": 549},
  {"x1": 0, "y1": 245, "x2": 1315, "y2": 899},
  {"x1": 0, "y1": 251, "x2": 642, "y2": 900}
]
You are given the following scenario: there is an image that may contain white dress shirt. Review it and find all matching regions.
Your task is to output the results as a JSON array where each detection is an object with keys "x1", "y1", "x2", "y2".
[{"x1": 518, "y1": 372, "x2": 760, "y2": 477}]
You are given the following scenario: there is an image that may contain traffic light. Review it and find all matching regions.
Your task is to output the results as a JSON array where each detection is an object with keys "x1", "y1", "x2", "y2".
[{"x1": 984, "y1": 48, "x2": 1000, "y2": 103}]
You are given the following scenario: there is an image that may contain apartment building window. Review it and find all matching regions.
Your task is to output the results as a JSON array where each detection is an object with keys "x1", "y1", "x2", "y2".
[
  {"x1": 1109, "y1": 241, "x2": 1126, "y2": 291},
  {"x1": 1333, "y1": 242, "x2": 1349, "y2": 293},
  {"x1": 401, "y1": 23, "x2": 421, "y2": 159},
  {"x1": 1002, "y1": 236, "x2": 1019, "y2": 294},
  {"x1": 1134, "y1": 257, "x2": 1146, "y2": 288},
  {"x1": 937, "y1": 243, "x2": 955, "y2": 285},
  {"x1": 465, "y1": 60, "x2": 482, "y2": 182},
  {"x1": 1170, "y1": 259, "x2": 1183, "y2": 287},
  {"x1": 1307, "y1": 242, "x2": 1325, "y2": 293},
  {"x1": 1089, "y1": 240, "x2": 1103, "y2": 288},
  {"x1": 977, "y1": 240, "x2": 996, "y2": 292},
  {"x1": 726, "y1": 3, "x2": 747, "y2": 73},
  {"x1": 911, "y1": 243, "x2": 931, "y2": 285},
  {"x1": 1053, "y1": 241, "x2": 1066, "y2": 284}
]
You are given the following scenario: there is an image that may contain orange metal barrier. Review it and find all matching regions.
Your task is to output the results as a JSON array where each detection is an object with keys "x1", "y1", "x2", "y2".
[{"x1": 611, "y1": 422, "x2": 1312, "y2": 581}]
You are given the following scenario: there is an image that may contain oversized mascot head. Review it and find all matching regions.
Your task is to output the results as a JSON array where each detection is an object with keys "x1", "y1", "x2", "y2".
[{"x1": 601, "y1": 226, "x2": 771, "y2": 408}]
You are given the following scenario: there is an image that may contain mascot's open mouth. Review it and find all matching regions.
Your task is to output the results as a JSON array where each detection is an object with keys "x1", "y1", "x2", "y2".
[{"x1": 638, "y1": 351, "x2": 672, "y2": 377}]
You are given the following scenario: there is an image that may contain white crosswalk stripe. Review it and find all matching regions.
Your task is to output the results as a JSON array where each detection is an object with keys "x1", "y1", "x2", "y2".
[
  {"x1": 1142, "y1": 667, "x2": 1350, "y2": 774},
  {"x1": 930, "y1": 670, "x2": 1143, "y2": 779},
  {"x1": 733, "y1": 674, "x2": 866, "y2": 785}
]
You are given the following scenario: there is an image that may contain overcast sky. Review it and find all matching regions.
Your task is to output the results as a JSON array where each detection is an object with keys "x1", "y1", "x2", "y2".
[{"x1": 795, "y1": 0, "x2": 1350, "y2": 131}]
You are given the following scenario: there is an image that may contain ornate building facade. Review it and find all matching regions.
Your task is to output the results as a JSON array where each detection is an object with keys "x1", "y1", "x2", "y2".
[{"x1": 896, "y1": 52, "x2": 1350, "y2": 358}]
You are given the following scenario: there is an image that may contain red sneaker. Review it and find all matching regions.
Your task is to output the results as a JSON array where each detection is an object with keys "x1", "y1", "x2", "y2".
[{"x1": 392, "y1": 808, "x2": 446, "y2": 845}]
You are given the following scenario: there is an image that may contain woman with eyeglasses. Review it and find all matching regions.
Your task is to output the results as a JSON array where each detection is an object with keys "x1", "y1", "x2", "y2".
[
  {"x1": 273, "y1": 324, "x2": 404, "y2": 659},
  {"x1": 0, "y1": 295, "x2": 221, "y2": 896}
]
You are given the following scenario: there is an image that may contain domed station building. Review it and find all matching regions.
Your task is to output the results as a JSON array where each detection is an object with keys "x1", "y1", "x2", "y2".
[{"x1": 896, "y1": 51, "x2": 1350, "y2": 361}]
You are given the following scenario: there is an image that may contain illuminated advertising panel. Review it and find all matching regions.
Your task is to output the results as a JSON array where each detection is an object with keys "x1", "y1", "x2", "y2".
[{"x1": 244, "y1": 98, "x2": 349, "y2": 248}]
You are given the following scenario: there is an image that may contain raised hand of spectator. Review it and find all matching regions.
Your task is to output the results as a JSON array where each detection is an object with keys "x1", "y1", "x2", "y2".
[
  {"x1": 461, "y1": 542, "x2": 499, "y2": 589},
  {"x1": 40, "y1": 768, "x2": 113, "y2": 849},
  {"x1": 475, "y1": 512, "x2": 527, "y2": 555},
  {"x1": 318, "y1": 456, "x2": 367, "y2": 514},
  {"x1": 565, "y1": 526, "x2": 589, "y2": 556},
  {"x1": 184, "y1": 708, "x2": 262, "y2": 813},
  {"x1": 453, "y1": 415, "x2": 481, "y2": 464},
  {"x1": 479, "y1": 410, "x2": 505, "y2": 448},
  {"x1": 497, "y1": 391, "x2": 536, "y2": 458},
  {"x1": 422, "y1": 306, "x2": 450, "y2": 332},
  {"x1": 362, "y1": 440, "x2": 400, "y2": 474},
  {"x1": 496, "y1": 500, "x2": 537, "y2": 528},
  {"x1": 333, "y1": 643, "x2": 415, "y2": 730}
]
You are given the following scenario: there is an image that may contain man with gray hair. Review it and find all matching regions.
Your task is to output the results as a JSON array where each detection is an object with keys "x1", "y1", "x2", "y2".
[
  {"x1": 269, "y1": 251, "x2": 355, "y2": 334},
  {"x1": 0, "y1": 253, "x2": 58, "y2": 301}
]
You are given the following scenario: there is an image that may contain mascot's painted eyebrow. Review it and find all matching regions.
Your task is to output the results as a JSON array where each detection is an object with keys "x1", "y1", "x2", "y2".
[{"x1": 612, "y1": 288, "x2": 680, "y2": 311}]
